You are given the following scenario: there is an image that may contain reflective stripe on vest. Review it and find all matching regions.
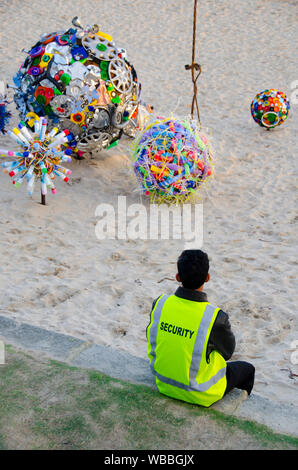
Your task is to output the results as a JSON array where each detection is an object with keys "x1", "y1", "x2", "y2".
[{"x1": 149, "y1": 294, "x2": 226, "y2": 393}]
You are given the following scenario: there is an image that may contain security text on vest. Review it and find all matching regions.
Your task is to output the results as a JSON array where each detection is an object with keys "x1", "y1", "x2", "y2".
[{"x1": 160, "y1": 322, "x2": 195, "y2": 339}]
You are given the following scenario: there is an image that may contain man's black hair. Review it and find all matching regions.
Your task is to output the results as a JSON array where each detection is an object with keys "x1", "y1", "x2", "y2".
[{"x1": 177, "y1": 250, "x2": 209, "y2": 290}]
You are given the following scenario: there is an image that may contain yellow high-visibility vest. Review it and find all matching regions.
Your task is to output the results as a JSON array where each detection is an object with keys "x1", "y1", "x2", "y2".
[{"x1": 147, "y1": 294, "x2": 227, "y2": 407}]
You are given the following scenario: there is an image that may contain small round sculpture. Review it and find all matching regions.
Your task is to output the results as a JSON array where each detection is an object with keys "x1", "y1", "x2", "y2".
[
  {"x1": 0, "y1": 117, "x2": 72, "y2": 198},
  {"x1": 12, "y1": 17, "x2": 148, "y2": 156},
  {"x1": 130, "y1": 116, "x2": 214, "y2": 204},
  {"x1": 251, "y1": 89, "x2": 290, "y2": 129}
]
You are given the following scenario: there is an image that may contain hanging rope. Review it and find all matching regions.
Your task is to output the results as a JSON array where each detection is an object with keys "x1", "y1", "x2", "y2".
[{"x1": 185, "y1": 0, "x2": 201, "y2": 124}]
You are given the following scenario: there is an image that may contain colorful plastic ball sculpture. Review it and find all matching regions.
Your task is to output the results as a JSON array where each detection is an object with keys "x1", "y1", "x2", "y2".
[
  {"x1": 251, "y1": 89, "x2": 290, "y2": 129},
  {"x1": 130, "y1": 117, "x2": 214, "y2": 204},
  {"x1": 12, "y1": 18, "x2": 147, "y2": 156}
]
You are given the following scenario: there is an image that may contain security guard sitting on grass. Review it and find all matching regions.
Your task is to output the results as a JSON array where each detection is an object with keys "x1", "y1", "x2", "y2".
[{"x1": 147, "y1": 249, "x2": 255, "y2": 407}]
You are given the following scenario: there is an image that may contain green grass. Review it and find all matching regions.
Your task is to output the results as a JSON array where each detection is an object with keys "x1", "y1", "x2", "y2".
[{"x1": 0, "y1": 345, "x2": 297, "y2": 450}]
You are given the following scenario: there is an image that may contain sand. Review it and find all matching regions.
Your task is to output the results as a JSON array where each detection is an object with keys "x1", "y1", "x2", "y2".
[{"x1": 0, "y1": 0, "x2": 297, "y2": 408}]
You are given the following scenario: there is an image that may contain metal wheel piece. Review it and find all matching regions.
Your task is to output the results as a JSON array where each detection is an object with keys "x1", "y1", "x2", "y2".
[
  {"x1": 91, "y1": 108, "x2": 111, "y2": 129},
  {"x1": 108, "y1": 58, "x2": 133, "y2": 94},
  {"x1": 77, "y1": 129, "x2": 113, "y2": 151},
  {"x1": 81, "y1": 34, "x2": 117, "y2": 61},
  {"x1": 51, "y1": 95, "x2": 73, "y2": 116}
]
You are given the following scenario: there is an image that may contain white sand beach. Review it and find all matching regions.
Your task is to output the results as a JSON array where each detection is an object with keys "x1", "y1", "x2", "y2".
[{"x1": 0, "y1": 0, "x2": 297, "y2": 408}]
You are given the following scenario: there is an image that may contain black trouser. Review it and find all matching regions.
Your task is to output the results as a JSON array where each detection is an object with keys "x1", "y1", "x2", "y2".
[{"x1": 224, "y1": 361, "x2": 255, "y2": 396}]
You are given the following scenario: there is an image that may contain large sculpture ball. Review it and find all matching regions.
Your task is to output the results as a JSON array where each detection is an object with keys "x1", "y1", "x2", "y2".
[{"x1": 12, "y1": 18, "x2": 148, "y2": 156}]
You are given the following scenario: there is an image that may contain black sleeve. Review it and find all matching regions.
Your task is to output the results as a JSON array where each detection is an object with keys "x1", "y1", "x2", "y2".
[{"x1": 207, "y1": 310, "x2": 236, "y2": 361}]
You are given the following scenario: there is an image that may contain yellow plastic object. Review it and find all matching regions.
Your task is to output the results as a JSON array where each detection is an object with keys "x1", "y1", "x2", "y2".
[
  {"x1": 26, "y1": 112, "x2": 40, "y2": 128},
  {"x1": 39, "y1": 53, "x2": 53, "y2": 68},
  {"x1": 150, "y1": 165, "x2": 170, "y2": 177},
  {"x1": 96, "y1": 31, "x2": 113, "y2": 42}
]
